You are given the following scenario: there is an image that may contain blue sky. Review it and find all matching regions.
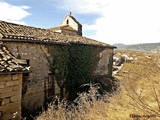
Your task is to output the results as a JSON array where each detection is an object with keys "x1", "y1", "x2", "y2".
[{"x1": 0, "y1": 0, "x2": 160, "y2": 45}]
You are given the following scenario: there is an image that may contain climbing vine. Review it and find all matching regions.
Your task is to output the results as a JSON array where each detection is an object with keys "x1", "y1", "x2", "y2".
[
  {"x1": 47, "y1": 45, "x2": 69, "y2": 99},
  {"x1": 66, "y1": 44, "x2": 103, "y2": 99},
  {"x1": 48, "y1": 44, "x2": 104, "y2": 100}
]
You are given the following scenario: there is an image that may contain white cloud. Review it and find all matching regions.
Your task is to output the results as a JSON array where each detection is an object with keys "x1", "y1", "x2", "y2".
[
  {"x1": 0, "y1": 1, "x2": 31, "y2": 24},
  {"x1": 20, "y1": 5, "x2": 31, "y2": 10},
  {"x1": 54, "y1": 0, "x2": 108, "y2": 15},
  {"x1": 56, "y1": 0, "x2": 160, "y2": 45},
  {"x1": 94, "y1": 0, "x2": 160, "y2": 45}
]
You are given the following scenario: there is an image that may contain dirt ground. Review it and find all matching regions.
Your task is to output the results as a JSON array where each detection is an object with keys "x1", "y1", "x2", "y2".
[{"x1": 111, "y1": 50, "x2": 160, "y2": 119}]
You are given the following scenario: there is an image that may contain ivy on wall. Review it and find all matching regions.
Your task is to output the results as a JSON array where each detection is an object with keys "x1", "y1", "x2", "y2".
[
  {"x1": 66, "y1": 44, "x2": 103, "y2": 99},
  {"x1": 47, "y1": 45, "x2": 69, "y2": 99},
  {"x1": 48, "y1": 44, "x2": 104, "y2": 100}
]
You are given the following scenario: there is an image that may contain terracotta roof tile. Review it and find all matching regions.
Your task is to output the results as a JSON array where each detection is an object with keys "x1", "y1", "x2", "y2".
[
  {"x1": 0, "y1": 42, "x2": 31, "y2": 73},
  {"x1": 49, "y1": 25, "x2": 77, "y2": 31},
  {"x1": 0, "y1": 20, "x2": 116, "y2": 48}
]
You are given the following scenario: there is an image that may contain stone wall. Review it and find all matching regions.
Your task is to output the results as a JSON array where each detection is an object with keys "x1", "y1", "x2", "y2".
[
  {"x1": 3, "y1": 41, "x2": 114, "y2": 114},
  {"x1": 95, "y1": 48, "x2": 114, "y2": 76},
  {"x1": 3, "y1": 42, "x2": 50, "y2": 113},
  {"x1": 0, "y1": 74, "x2": 22, "y2": 120}
]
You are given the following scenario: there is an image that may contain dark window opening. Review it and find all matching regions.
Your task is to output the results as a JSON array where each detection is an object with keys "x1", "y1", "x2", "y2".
[
  {"x1": 66, "y1": 20, "x2": 69, "y2": 24},
  {"x1": 22, "y1": 59, "x2": 30, "y2": 98}
]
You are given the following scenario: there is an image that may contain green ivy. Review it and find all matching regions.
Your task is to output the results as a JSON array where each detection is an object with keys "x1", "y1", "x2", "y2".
[{"x1": 48, "y1": 44, "x2": 104, "y2": 100}]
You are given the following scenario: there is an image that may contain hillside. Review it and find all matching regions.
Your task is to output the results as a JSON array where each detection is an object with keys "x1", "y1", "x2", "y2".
[
  {"x1": 113, "y1": 43, "x2": 127, "y2": 49},
  {"x1": 114, "y1": 42, "x2": 160, "y2": 51}
]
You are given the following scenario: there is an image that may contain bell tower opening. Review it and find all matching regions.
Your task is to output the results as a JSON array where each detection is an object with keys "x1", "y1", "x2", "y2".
[{"x1": 66, "y1": 20, "x2": 69, "y2": 24}]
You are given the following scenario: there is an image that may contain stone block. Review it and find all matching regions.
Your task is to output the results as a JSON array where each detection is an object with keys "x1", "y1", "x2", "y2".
[
  {"x1": 0, "y1": 101, "x2": 21, "y2": 111},
  {"x1": 11, "y1": 95, "x2": 21, "y2": 102},
  {"x1": 2, "y1": 98, "x2": 10, "y2": 105},
  {"x1": 6, "y1": 80, "x2": 19, "y2": 87},
  {"x1": 13, "y1": 85, "x2": 22, "y2": 91},
  {"x1": 0, "y1": 84, "x2": 5, "y2": 89},
  {"x1": 11, "y1": 74, "x2": 19, "y2": 81},
  {"x1": 0, "y1": 87, "x2": 12, "y2": 93},
  {"x1": 0, "y1": 75, "x2": 11, "y2": 82},
  {"x1": 0, "y1": 90, "x2": 21, "y2": 98}
]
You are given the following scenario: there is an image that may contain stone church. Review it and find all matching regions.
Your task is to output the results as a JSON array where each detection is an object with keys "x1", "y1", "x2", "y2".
[
  {"x1": 50, "y1": 12, "x2": 82, "y2": 36},
  {"x1": 0, "y1": 13, "x2": 116, "y2": 119}
]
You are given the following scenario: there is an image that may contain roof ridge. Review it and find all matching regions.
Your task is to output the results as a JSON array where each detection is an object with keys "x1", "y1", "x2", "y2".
[
  {"x1": 0, "y1": 20, "x2": 46, "y2": 30},
  {"x1": 0, "y1": 20, "x2": 116, "y2": 48}
]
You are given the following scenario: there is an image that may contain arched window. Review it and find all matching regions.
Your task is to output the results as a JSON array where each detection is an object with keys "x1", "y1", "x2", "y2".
[{"x1": 66, "y1": 20, "x2": 69, "y2": 24}]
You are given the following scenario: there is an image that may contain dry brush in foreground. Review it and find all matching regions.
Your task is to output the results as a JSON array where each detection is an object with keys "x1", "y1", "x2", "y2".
[{"x1": 30, "y1": 51, "x2": 160, "y2": 120}]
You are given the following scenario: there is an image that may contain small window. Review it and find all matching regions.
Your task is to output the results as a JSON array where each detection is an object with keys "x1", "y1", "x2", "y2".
[{"x1": 66, "y1": 20, "x2": 69, "y2": 24}]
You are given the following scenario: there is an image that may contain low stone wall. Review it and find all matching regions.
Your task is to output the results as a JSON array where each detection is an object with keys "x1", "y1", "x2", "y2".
[{"x1": 0, "y1": 74, "x2": 22, "y2": 120}]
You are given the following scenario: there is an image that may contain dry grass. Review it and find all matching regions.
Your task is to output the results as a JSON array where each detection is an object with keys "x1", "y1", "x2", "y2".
[{"x1": 36, "y1": 50, "x2": 160, "y2": 120}]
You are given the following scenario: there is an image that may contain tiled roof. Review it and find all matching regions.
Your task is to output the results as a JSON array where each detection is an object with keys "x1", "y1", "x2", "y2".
[
  {"x1": 0, "y1": 42, "x2": 31, "y2": 73},
  {"x1": 0, "y1": 20, "x2": 116, "y2": 48},
  {"x1": 49, "y1": 25, "x2": 77, "y2": 32}
]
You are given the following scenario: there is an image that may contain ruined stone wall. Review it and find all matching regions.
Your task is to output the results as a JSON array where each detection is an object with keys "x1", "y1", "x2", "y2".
[
  {"x1": 95, "y1": 48, "x2": 114, "y2": 76},
  {"x1": 0, "y1": 74, "x2": 22, "y2": 120},
  {"x1": 3, "y1": 42, "x2": 50, "y2": 113}
]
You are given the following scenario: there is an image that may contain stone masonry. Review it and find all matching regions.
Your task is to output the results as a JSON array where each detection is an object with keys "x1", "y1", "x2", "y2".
[
  {"x1": 3, "y1": 41, "x2": 114, "y2": 114},
  {"x1": 95, "y1": 48, "x2": 114, "y2": 76},
  {"x1": 3, "y1": 42, "x2": 50, "y2": 113},
  {"x1": 0, "y1": 74, "x2": 22, "y2": 120},
  {"x1": 0, "y1": 43, "x2": 30, "y2": 120},
  {"x1": 0, "y1": 17, "x2": 116, "y2": 116}
]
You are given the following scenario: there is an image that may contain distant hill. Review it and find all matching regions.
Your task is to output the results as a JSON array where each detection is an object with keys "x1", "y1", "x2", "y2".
[
  {"x1": 113, "y1": 43, "x2": 127, "y2": 49},
  {"x1": 114, "y1": 42, "x2": 160, "y2": 51}
]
